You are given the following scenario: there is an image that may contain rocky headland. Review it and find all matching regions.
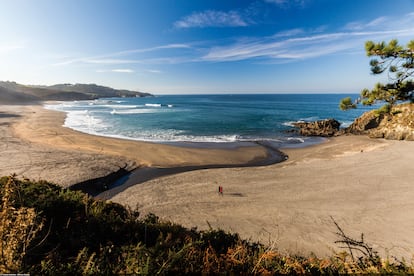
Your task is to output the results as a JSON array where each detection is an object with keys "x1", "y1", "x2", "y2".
[
  {"x1": 346, "y1": 103, "x2": 414, "y2": 140},
  {"x1": 293, "y1": 103, "x2": 414, "y2": 141}
]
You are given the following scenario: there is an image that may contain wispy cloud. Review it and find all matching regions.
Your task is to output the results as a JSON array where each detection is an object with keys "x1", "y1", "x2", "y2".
[
  {"x1": 112, "y1": 69, "x2": 134, "y2": 73},
  {"x1": 0, "y1": 41, "x2": 25, "y2": 54},
  {"x1": 344, "y1": 16, "x2": 389, "y2": 31},
  {"x1": 264, "y1": 0, "x2": 308, "y2": 8},
  {"x1": 87, "y1": 59, "x2": 141, "y2": 65},
  {"x1": 272, "y1": 28, "x2": 305, "y2": 38},
  {"x1": 174, "y1": 10, "x2": 249, "y2": 28},
  {"x1": 201, "y1": 33, "x2": 350, "y2": 62},
  {"x1": 96, "y1": 68, "x2": 135, "y2": 73},
  {"x1": 54, "y1": 44, "x2": 192, "y2": 66},
  {"x1": 202, "y1": 14, "x2": 414, "y2": 62},
  {"x1": 115, "y1": 44, "x2": 191, "y2": 56},
  {"x1": 54, "y1": 13, "x2": 414, "y2": 69},
  {"x1": 145, "y1": 69, "x2": 162, "y2": 74}
]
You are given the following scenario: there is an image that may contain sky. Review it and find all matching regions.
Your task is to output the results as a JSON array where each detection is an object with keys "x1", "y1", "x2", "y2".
[{"x1": 1, "y1": 0, "x2": 414, "y2": 94}]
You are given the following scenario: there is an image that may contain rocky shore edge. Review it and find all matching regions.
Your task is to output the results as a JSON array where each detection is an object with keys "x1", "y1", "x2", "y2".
[{"x1": 292, "y1": 103, "x2": 414, "y2": 141}]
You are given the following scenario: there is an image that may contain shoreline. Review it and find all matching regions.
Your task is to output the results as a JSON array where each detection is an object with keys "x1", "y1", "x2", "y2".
[
  {"x1": 10, "y1": 103, "x2": 290, "y2": 196},
  {"x1": 44, "y1": 99, "x2": 328, "y2": 150},
  {"x1": 13, "y1": 105, "x2": 278, "y2": 168},
  {"x1": 2, "y1": 103, "x2": 414, "y2": 258},
  {"x1": 5, "y1": 104, "x2": 288, "y2": 186}
]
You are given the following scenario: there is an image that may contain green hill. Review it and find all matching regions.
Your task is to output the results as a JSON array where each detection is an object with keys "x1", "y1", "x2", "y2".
[{"x1": 0, "y1": 81, "x2": 151, "y2": 104}]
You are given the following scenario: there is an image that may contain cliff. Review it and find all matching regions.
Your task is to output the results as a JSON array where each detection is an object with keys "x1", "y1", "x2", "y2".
[
  {"x1": 291, "y1": 103, "x2": 414, "y2": 141},
  {"x1": 346, "y1": 103, "x2": 414, "y2": 140}
]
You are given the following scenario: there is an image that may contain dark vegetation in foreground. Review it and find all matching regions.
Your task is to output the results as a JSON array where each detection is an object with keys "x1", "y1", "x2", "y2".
[{"x1": 1, "y1": 176, "x2": 413, "y2": 275}]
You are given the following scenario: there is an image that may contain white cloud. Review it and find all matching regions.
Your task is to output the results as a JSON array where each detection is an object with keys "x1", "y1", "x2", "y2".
[
  {"x1": 145, "y1": 69, "x2": 162, "y2": 74},
  {"x1": 54, "y1": 44, "x2": 192, "y2": 66},
  {"x1": 201, "y1": 21, "x2": 414, "y2": 62},
  {"x1": 96, "y1": 69, "x2": 135, "y2": 73},
  {"x1": 116, "y1": 44, "x2": 192, "y2": 55},
  {"x1": 0, "y1": 41, "x2": 25, "y2": 54},
  {"x1": 112, "y1": 69, "x2": 134, "y2": 73},
  {"x1": 264, "y1": 0, "x2": 286, "y2": 4},
  {"x1": 54, "y1": 13, "x2": 414, "y2": 68},
  {"x1": 264, "y1": 0, "x2": 308, "y2": 8},
  {"x1": 174, "y1": 10, "x2": 249, "y2": 28},
  {"x1": 86, "y1": 59, "x2": 140, "y2": 65},
  {"x1": 272, "y1": 28, "x2": 304, "y2": 38},
  {"x1": 345, "y1": 16, "x2": 388, "y2": 31}
]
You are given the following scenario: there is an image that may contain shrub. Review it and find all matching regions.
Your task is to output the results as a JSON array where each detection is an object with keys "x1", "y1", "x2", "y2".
[{"x1": 2, "y1": 176, "x2": 414, "y2": 274}]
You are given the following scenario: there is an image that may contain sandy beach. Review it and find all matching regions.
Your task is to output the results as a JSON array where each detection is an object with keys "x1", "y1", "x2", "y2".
[{"x1": 2, "y1": 104, "x2": 414, "y2": 258}]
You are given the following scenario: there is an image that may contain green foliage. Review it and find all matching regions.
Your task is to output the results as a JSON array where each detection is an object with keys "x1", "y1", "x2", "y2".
[
  {"x1": 339, "y1": 97, "x2": 357, "y2": 110},
  {"x1": 341, "y1": 39, "x2": 414, "y2": 113},
  {"x1": 0, "y1": 176, "x2": 43, "y2": 273},
  {"x1": 2, "y1": 176, "x2": 414, "y2": 274},
  {"x1": 374, "y1": 104, "x2": 391, "y2": 117}
]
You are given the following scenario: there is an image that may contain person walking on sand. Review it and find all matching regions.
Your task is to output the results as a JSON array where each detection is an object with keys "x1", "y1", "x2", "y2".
[{"x1": 218, "y1": 185, "x2": 223, "y2": 196}]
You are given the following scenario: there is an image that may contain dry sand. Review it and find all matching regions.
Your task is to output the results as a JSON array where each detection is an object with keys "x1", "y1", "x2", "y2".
[
  {"x1": 2, "y1": 104, "x2": 414, "y2": 258},
  {"x1": 112, "y1": 136, "x2": 414, "y2": 259}
]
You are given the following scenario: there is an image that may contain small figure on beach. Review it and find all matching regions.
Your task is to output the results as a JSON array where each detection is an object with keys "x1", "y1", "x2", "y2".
[{"x1": 218, "y1": 186, "x2": 223, "y2": 196}]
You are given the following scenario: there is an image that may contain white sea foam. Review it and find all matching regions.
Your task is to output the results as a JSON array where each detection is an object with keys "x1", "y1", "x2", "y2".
[
  {"x1": 282, "y1": 121, "x2": 297, "y2": 127},
  {"x1": 103, "y1": 104, "x2": 138, "y2": 109},
  {"x1": 110, "y1": 108, "x2": 159, "y2": 115},
  {"x1": 85, "y1": 129, "x2": 245, "y2": 143},
  {"x1": 287, "y1": 137, "x2": 305, "y2": 143},
  {"x1": 63, "y1": 110, "x2": 109, "y2": 134},
  {"x1": 299, "y1": 116, "x2": 319, "y2": 122},
  {"x1": 340, "y1": 121, "x2": 353, "y2": 128},
  {"x1": 145, "y1": 103, "x2": 162, "y2": 107}
]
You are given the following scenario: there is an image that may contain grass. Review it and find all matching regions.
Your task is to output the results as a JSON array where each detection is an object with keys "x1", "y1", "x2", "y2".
[{"x1": 1, "y1": 175, "x2": 413, "y2": 275}]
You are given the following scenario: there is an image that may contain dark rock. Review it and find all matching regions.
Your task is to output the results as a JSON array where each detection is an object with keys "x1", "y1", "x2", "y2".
[
  {"x1": 292, "y1": 119, "x2": 341, "y2": 137},
  {"x1": 345, "y1": 111, "x2": 384, "y2": 135}
]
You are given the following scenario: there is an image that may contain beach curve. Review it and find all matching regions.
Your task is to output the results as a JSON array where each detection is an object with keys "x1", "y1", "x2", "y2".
[
  {"x1": 3, "y1": 103, "x2": 414, "y2": 259},
  {"x1": 7, "y1": 104, "x2": 287, "y2": 187}
]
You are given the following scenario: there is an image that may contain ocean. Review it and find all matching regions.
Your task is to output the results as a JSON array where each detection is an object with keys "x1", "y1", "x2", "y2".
[{"x1": 45, "y1": 94, "x2": 376, "y2": 148}]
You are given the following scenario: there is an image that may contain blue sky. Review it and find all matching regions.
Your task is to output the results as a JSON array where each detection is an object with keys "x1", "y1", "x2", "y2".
[{"x1": 1, "y1": 0, "x2": 414, "y2": 94}]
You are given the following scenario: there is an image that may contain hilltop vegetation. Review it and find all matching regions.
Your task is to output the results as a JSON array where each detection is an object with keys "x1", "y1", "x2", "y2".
[
  {"x1": 0, "y1": 81, "x2": 151, "y2": 104},
  {"x1": 1, "y1": 176, "x2": 414, "y2": 275}
]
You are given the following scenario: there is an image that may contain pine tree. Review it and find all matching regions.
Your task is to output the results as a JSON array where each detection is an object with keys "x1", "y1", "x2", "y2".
[{"x1": 340, "y1": 39, "x2": 414, "y2": 111}]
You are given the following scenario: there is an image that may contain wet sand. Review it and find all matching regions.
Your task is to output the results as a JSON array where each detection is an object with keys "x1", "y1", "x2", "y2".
[{"x1": 2, "y1": 103, "x2": 414, "y2": 258}]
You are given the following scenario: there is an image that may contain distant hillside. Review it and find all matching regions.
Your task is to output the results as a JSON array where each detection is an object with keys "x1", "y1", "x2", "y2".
[
  {"x1": 0, "y1": 85, "x2": 38, "y2": 104},
  {"x1": 0, "y1": 81, "x2": 152, "y2": 104}
]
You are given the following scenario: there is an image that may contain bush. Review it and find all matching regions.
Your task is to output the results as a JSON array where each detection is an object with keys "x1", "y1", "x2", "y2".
[
  {"x1": 374, "y1": 104, "x2": 391, "y2": 117},
  {"x1": 2, "y1": 176, "x2": 414, "y2": 274}
]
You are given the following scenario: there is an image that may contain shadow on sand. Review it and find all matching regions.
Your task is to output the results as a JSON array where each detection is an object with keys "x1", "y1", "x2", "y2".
[{"x1": 72, "y1": 141, "x2": 288, "y2": 199}]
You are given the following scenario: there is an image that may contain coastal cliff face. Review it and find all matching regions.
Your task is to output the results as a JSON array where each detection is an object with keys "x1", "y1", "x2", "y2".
[
  {"x1": 347, "y1": 103, "x2": 414, "y2": 140},
  {"x1": 292, "y1": 103, "x2": 414, "y2": 141}
]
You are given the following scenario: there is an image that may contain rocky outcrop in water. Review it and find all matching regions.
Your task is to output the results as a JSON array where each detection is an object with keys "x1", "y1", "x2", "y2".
[{"x1": 292, "y1": 119, "x2": 341, "y2": 137}]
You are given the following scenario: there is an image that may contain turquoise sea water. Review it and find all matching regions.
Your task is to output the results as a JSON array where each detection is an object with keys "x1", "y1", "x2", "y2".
[{"x1": 45, "y1": 94, "x2": 376, "y2": 147}]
